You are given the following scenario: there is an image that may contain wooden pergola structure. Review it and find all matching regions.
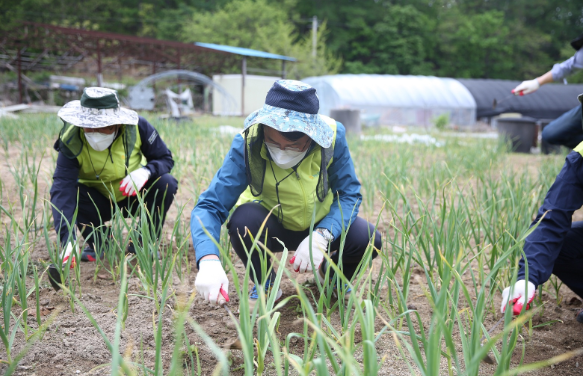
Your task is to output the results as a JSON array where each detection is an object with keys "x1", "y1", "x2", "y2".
[{"x1": 0, "y1": 22, "x2": 242, "y2": 103}]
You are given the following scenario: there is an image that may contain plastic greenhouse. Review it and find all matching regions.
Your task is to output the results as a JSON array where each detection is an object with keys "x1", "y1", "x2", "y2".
[
  {"x1": 456, "y1": 78, "x2": 583, "y2": 120},
  {"x1": 303, "y1": 74, "x2": 477, "y2": 127}
]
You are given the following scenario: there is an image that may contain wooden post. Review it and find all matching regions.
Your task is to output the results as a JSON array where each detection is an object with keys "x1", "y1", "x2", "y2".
[
  {"x1": 96, "y1": 40, "x2": 103, "y2": 87},
  {"x1": 241, "y1": 56, "x2": 246, "y2": 116},
  {"x1": 312, "y1": 16, "x2": 318, "y2": 58},
  {"x1": 117, "y1": 55, "x2": 123, "y2": 83},
  {"x1": 203, "y1": 85, "x2": 210, "y2": 113},
  {"x1": 152, "y1": 62, "x2": 156, "y2": 92},
  {"x1": 176, "y1": 50, "x2": 181, "y2": 90},
  {"x1": 17, "y1": 48, "x2": 23, "y2": 104},
  {"x1": 282, "y1": 60, "x2": 286, "y2": 79}
]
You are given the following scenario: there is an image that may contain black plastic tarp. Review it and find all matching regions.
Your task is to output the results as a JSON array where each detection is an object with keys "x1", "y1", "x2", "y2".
[{"x1": 456, "y1": 78, "x2": 583, "y2": 120}]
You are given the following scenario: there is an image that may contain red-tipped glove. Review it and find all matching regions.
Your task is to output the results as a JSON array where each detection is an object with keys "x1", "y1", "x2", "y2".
[
  {"x1": 120, "y1": 167, "x2": 150, "y2": 196},
  {"x1": 289, "y1": 232, "x2": 327, "y2": 273},
  {"x1": 62, "y1": 242, "x2": 76, "y2": 269},
  {"x1": 195, "y1": 260, "x2": 229, "y2": 306},
  {"x1": 500, "y1": 280, "x2": 536, "y2": 315},
  {"x1": 511, "y1": 79, "x2": 540, "y2": 96}
]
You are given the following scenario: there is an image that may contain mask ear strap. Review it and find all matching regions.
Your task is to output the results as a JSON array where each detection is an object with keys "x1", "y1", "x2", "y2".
[
  {"x1": 244, "y1": 129, "x2": 252, "y2": 181},
  {"x1": 246, "y1": 125, "x2": 266, "y2": 197},
  {"x1": 316, "y1": 146, "x2": 333, "y2": 202}
]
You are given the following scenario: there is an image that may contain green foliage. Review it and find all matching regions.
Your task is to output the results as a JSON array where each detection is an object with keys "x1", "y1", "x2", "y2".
[
  {"x1": 3, "y1": 0, "x2": 582, "y2": 80},
  {"x1": 183, "y1": 0, "x2": 290, "y2": 51},
  {"x1": 182, "y1": 0, "x2": 341, "y2": 78},
  {"x1": 433, "y1": 113, "x2": 449, "y2": 130},
  {"x1": 434, "y1": 10, "x2": 553, "y2": 79},
  {"x1": 344, "y1": 5, "x2": 434, "y2": 75},
  {"x1": 1, "y1": 0, "x2": 231, "y2": 36},
  {"x1": 286, "y1": 21, "x2": 342, "y2": 79},
  {"x1": 1, "y1": 114, "x2": 580, "y2": 374},
  {"x1": 437, "y1": 10, "x2": 512, "y2": 78},
  {"x1": 295, "y1": 0, "x2": 582, "y2": 79}
]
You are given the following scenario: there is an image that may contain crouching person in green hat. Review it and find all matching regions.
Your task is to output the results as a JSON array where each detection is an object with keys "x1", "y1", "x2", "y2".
[
  {"x1": 48, "y1": 87, "x2": 178, "y2": 289},
  {"x1": 191, "y1": 80, "x2": 382, "y2": 308}
]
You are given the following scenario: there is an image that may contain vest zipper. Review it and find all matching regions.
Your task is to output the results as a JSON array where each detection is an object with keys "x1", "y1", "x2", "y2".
[
  {"x1": 293, "y1": 166, "x2": 307, "y2": 228},
  {"x1": 297, "y1": 172, "x2": 308, "y2": 229}
]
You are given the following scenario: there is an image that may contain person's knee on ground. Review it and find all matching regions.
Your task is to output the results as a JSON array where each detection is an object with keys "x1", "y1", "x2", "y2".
[
  {"x1": 541, "y1": 105, "x2": 583, "y2": 148},
  {"x1": 228, "y1": 203, "x2": 271, "y2": 255},
  {"x1": 551, "y1": 222, "x2": 583, "y2": 299},
  {"x1": 541, "y1": 122, "x2": 561, "y2": 145},
  {"x1": 228, "y1": 203, "x2": 285, "y2": 307},
  {"x1": 73, "y1": 184, "x2": 116, "y2": 260},
  {"x1": 142, "y1": 173, "x2": 178, "y2": 221},
  {"x1": 145, "y1": 173, "x2": 178, "y2": 199},
  {"x1": 79, "y1": 221, "x2": 114, "y2": 251},
  {"x1": 228, "y1": 203, "x2": 278, "y2": 284},
  {"x1": 549, "y1": 221, "x2": 583, "y2": 323},
  {"x1": 128, "y1": 173, "x2": 178, "y2": 245},
  {"x1": 324, "y1": 219, "x2": 381, "y2": 282}
]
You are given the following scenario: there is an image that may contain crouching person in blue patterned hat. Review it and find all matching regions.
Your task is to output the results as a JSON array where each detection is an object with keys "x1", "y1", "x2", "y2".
[
  {"x1": 191, "y1": 80, "x2": 382, "y2": 308},
  {"x1": 48, "y1": 87, "x2": 178, "y2": 290}
]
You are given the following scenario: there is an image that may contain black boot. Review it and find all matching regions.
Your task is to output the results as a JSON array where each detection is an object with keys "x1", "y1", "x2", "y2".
[
  {"x1": 48, "y1": 264, "x2": 62, "y2": 291},
  {"x1": 127, "y1": 239, "x2": 161, "y2": 260},
  {"x1": 576, "y1": 309, "x2": 583, "y2": 324},
  {"x1": 80, "y1": 243, "x2": 104, "y2": 262}
]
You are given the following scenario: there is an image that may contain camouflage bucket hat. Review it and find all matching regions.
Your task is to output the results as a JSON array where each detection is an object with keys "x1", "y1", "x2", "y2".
[
  {"x1": 243, "y1": 80, "x2": 333, "y2": 148},
  {"x1": 58, "y1": 87, "x2": 139, "y2": 128}
]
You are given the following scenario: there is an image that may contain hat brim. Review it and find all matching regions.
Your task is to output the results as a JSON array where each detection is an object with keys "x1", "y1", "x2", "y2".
[
  {"x1": 58, "y1": 100, "x2": 139, "y2": 128},
  {"x1": 243, "y1": 104, "x2": 333, "y2": 148}
]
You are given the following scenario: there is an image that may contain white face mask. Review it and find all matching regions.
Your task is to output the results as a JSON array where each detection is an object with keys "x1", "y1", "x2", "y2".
[
  {"x1": 85, "y1": 130, "x2": 117, "y2": 151},
  {"x1": 265, "y1": 143, "x2": 308, "y2": 169}
]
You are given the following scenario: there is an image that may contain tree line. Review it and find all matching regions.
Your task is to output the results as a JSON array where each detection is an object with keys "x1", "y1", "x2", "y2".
[{"x1": 2, "y1": 0, "x2": 582, "y2": 81}]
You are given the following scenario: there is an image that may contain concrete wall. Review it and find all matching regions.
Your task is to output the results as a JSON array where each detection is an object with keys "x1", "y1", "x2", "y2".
[{"x1": 212, "y1": 74, "x2": 281, "y2": 116}]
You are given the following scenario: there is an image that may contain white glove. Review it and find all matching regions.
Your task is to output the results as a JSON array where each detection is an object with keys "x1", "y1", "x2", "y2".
[
  {"x1": 512, "y1": 79, "x2": 540, "y2": 96},
  {"x1": 120, "y1": 167, "x2": 151, "y2": 196},
  {"x1": 500, "y1": 280, "x2": 536, "y2": 315},
  {"x1": 291, "y1": 232, "x2": 327, "y2": 273},
  {"x1": 61, "y1": 242, "x2": 77, "y2": 269},
  {"x1": 194, "y1": 260, "x2": 229, "y2": 305}
]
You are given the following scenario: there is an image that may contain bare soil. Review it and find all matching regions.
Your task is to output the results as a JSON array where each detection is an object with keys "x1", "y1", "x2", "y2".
[
  {"x1": 5, "y1": 250, "x2": 583, "y2": 376},
  {"x1": 2, "y1": 147, "x2": 583, "y2": 375}
]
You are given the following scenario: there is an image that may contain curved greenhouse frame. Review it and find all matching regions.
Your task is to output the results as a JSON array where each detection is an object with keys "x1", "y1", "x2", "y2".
[{"x1": 303, "y1": 74, "x2": 477, "y2": 127}]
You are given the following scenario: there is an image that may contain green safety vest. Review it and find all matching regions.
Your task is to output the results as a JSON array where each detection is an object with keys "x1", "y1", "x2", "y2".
[
  {"x1": 236, "y1": 116, "x2": 338, "y2": 231},
  {"x1": 57, "y1": 123, "x2": 145, "y2": 202}
]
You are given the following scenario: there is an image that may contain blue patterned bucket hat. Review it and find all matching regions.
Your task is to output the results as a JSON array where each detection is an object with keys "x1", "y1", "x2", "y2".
[{"x1": 243, "y1": 80, "x2": 333, "y2": 148}]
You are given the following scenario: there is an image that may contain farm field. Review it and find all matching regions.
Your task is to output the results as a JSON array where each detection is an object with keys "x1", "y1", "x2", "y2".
[{"x1": 1, "y1": 114, "x2": 583, "y2": 376}]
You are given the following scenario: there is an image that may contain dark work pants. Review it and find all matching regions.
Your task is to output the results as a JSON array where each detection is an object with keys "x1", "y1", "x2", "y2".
[
  {"x1": 541, "y1": 105, "x2": 583, "y2": 149},
  {"x1": 551, "y1": 221, "x2": 583, "y2": 298},
  {"x1": 75, "y1": 174, "x2": 178, "y2": 248},
  {"x1": 227, "y1": 202, "x2": 381, "y2": 285}
]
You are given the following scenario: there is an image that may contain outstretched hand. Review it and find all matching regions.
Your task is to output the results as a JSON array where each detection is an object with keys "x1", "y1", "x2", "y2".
[{"x1": 511, "y1": 79, "x2": 540, "y2": 96}]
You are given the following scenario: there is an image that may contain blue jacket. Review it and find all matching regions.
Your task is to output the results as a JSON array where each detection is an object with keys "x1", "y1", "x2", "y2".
[
  {"x1": 551, "y1": 48, "x2": 583, "y2": 81},
  {"x1": 190, "y1": 122, "x2": 362, "y2": 266},
  {"x1": 50, "y1": 117, "x2": 174, "y2": 244},
  {"x1": 518, "y1": 151, "x2": 583, "y2": 286}
]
